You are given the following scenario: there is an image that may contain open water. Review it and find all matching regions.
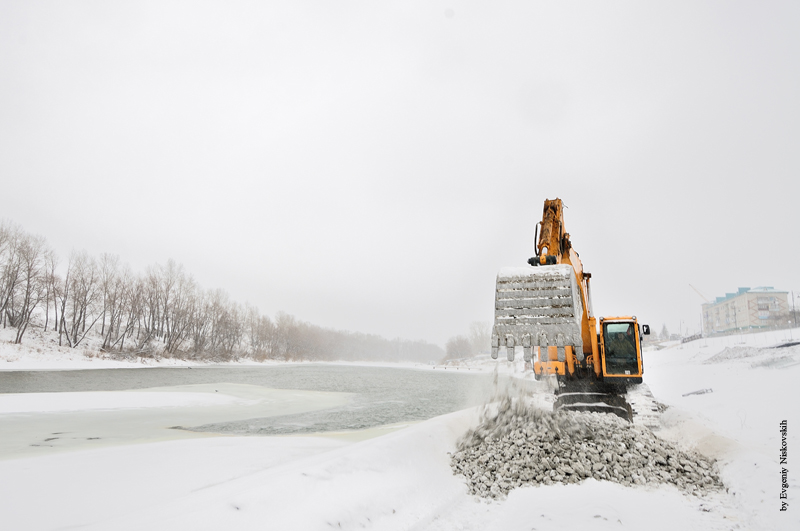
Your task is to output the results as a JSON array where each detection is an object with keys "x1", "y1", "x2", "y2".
[{"x1": 0, "y1": 365, "x2": 495, "y2": 435}]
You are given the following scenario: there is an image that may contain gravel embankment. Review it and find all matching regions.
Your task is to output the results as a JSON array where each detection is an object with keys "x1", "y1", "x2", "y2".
[{"x1": 450, "y1": 394, "x2": 723, "y2": 498}]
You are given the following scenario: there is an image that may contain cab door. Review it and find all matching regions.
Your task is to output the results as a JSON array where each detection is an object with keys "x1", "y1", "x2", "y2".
[{"x1": 600, "y1": 320, "x2": 642, "y2": 378}]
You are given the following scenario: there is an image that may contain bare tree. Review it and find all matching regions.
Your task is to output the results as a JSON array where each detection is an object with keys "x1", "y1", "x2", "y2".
[
  {"x1": 246, "y1": 305, "x2": 277, "y2": 360},
  {"x1": 445, "y1": 335, "x2": 472, "y2": 360},
  {"x1": 217, "y1": 300, "x2": 244, "y2": 360},
  {"x1": 60, "y1": 251, "x2": 102, "y2": 347},
  {"x1": 100, "y1": 265, "x2": 134, "y2": 351},
  {"x1": 56, "y1": 267, "x2": 69, "y2": 347},
  {"x1": 134, "y1": 266, "x2": 162, "y2": 352},
  {"x1": 98, "y1": 254, "x2": 120, "y2": 338},
  {"x1": 163, "y1": 265, "x2": 196, "y2": 355},
  {"x1": 467, "y1": 321, "x2": 491, "y2": 356},
  {"x1": 111, "y1": 270, "x2": 144, "y2": 353},
  {"x1": 11, "y1": 234, "x2": 48, "y2": 343},
  {"x1": 274, "y1": 311, "x2": 297, "y2": 360},
  {"x1": 187, "y1": 290, "x2": 211, "y2": 357},
  {"x1": 42, "y1": 250, "x2": 59, "y2": 331},
  {"x1": 0, "y1": 223, "x2": 23, "y2": 328}
]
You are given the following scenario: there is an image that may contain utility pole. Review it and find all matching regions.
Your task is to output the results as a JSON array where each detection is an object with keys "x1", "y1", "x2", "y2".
[
  {"x1": 689, "y1": 284, "x2": 710, "y2": 338},
  {"x1": 734, "y1": 302, "x2": 743, "y2": 342}
]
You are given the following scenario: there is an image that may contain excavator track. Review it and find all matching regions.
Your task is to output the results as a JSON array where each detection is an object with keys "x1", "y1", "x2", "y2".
[
  {"x1": 553, "y1": 391, "x2": 633, "y2": 421},
  {"x1": 625, "y1": 383, "x2": 661, "y2": 429},
  {"x1": 552, "y1": 384, "x2": 661, "y2": 429}
]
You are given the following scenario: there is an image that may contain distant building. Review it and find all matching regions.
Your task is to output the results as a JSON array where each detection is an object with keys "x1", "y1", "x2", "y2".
[{"x1": 702, "y1": 287, "x2": 790, "y2": 335}]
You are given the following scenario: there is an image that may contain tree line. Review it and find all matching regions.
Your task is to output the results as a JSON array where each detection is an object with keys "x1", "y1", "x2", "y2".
[
  {"x1": 0, "y1": 222, "x2": 443, "y2": 362},
  {"x1": 444, "y1": 321, "x2": 491, "y2": 361}
]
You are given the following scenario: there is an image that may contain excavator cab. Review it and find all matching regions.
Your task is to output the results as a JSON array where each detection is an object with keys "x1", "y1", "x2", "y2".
[{"x1": 599, "y1": 318, "x2": 643, "y2": 383}]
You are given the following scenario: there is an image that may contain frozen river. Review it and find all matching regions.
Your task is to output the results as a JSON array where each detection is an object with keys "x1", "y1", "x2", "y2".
[{"x1": 0, "y1": 364, "x2": 496, "y2": 459}]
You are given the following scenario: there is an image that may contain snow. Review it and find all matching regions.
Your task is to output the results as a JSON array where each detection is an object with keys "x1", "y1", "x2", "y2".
[
  {"x1": 0, "y1": 325, "x2": 203, "y2": 370},
  {"x1": 496, "y1": 265, "x2": 572, "y2": 279},
  {"x1": 0, "y1": 436, "x2": 349, "y2": 531},
  {"x1": 1, "y1": 327, "x2": 798, "y2": 530}
]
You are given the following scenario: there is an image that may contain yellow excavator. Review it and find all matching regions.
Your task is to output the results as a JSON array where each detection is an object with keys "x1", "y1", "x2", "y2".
[{"x1": 491, "y1": 198, "x2": 653, "y2": 422}]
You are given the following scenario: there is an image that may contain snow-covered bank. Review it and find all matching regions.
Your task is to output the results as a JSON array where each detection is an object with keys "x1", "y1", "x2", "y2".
[
  {"x1": 0, "y1": 325, "x2": 223, "y2": 370},
  {"x1": 0, "y1": 435, "x2": 350, "y2": 531},
  {"x1": 642, "y1": 328, "x2": 800, "y2": 531},
  {"x1": 0, "y1": 325, "x2": 504, "y2": 374},
  {"x1": 0, "y1": 326, "x2": 446, "y2": 371},
  {"x1": 0, "y1": 407, "x2": 736, "y2": 531},
  {"x1": 0, "y1": 322, "x2": 535, "y2": 378}
]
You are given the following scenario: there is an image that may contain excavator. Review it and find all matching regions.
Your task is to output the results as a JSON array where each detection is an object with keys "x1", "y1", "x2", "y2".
[{"x1": 491, "y1": 198, "x2": 656, "y2": 424}]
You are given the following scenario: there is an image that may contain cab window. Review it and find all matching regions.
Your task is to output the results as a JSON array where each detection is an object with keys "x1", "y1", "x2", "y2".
[{"x1": 603, "y1": 323, "x2": 638, "y2": 375}]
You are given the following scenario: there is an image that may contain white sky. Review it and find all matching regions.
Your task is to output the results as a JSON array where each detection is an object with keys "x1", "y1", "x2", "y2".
[{"x1": 1, "y1": 1, "x2": 799, "y2": 345}]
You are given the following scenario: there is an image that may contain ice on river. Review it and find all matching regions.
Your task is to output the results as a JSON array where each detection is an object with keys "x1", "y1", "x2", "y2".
[
  {"x1": 0, "y1": 388, "x2": 251, "y2": 414},
  {"x1": 0, "y1": 383, "x2": 352, "y2": 459}
]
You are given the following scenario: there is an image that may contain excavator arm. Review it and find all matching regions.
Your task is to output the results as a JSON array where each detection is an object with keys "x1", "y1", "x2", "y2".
[
  {"x1": 530, "y1": 199, "x2": 596, "y2": 361},
  {"x1": 530, "y1": 198, "x2": 566, "y2": 266}
]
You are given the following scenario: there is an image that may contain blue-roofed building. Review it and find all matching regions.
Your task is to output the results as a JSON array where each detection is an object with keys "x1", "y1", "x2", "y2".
[{"x1": 701, "y1": 287, "x2": 790, "y2": 335}]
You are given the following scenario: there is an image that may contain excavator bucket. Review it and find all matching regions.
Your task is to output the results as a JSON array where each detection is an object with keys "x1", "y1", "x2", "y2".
[{"x1": 492, "y1": 264, "x2": 585, "y2": 363}]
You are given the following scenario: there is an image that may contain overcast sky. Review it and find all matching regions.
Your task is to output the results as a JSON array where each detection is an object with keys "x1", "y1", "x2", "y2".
[{"x1": 1, "y1": 1, "x2": 798, "y2": 345}]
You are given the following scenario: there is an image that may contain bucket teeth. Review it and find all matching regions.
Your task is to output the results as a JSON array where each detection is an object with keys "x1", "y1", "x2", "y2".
[{"x1": 492, "y1": 264, "x2": 584, "y2": 361}]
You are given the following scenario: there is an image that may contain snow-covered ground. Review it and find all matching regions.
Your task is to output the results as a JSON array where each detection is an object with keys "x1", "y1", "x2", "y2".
[
  {"x1": 1, "y1": 328, "x2": 798, "y2": 530},
  {"x1": 0, "y1": 325, "x2": 216, "y2": 370}
]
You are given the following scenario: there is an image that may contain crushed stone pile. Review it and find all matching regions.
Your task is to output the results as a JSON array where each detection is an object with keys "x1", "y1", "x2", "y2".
[{"x1": 450, "y1": 393, "x2": 723, "y2": 498}]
